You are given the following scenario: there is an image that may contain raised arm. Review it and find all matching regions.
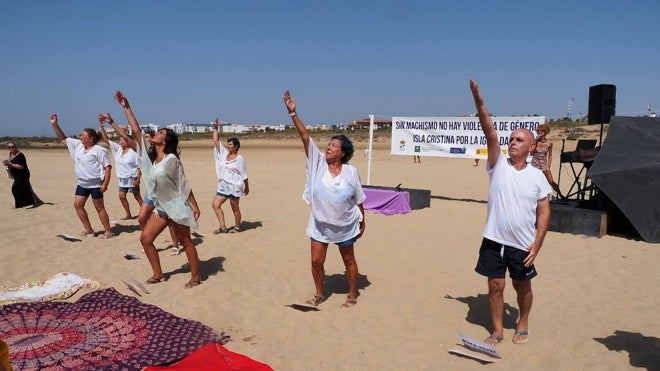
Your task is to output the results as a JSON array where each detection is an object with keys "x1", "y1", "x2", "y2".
[
  {"x1": 470, "y1": 79, "x2": 500, "y2": 168},
  {"x1": 99, "y1": 116, "x2": 110, "y2": 145},
  {"x1": 50, "y1": 113, "x2": 67, "y2": 144},
  {"x1": 99, "y1": 112, "x2": 137, "y2": 151},
  {"x1": 212, "y1": 117, "x2": 222, "y2": 149},
  {"x1": 114, "y1": 91, "x2": 142, "y2": 148},
  {"x1": 283, "y1": 90, "x2": 310, "y2": 157}
]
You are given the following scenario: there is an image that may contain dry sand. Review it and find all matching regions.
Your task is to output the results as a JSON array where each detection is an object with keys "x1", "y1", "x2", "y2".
[{"x1": 1, "y1": 134, "x2": 658, "y2": 370}]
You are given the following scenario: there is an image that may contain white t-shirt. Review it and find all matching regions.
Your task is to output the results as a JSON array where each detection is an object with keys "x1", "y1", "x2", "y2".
[
  {"x1": 303, "y1": 138, "x2": 366, "y2": 243},
  {"x1": 213, "y1": 144, "x2": 248, "y2": 197},
  {"x1": 483, "y1": 154, "x2": 552, "y2": 251},
  {"x1": 109, "y1": 141, "x2": 140, "y2": 188},
  {"x1": 65, "y1": 138, "x2": 111, "y2": 188}
]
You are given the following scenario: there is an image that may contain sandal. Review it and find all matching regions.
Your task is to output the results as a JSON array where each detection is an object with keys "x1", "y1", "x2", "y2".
[
  {"x1": 184, "y1": 279, "x2": 202, "y2": 289},
  {"x1": 305, "y1": 294, "x2": 324, "y2": 306},
  {"x1": 228, "y1": 227, "x2": 240, "y2": 233},
  {"x1": 145, "y1": 276, "x2": 166, "y2": 284},
  {"x1": 341, "y1": 294, "x2": 358, "y2": 308},
  {"x1": 170, "y1": 245, "x2": 185, "y2": 256},
  {"x1": 99, "y1": 233, "x2": 115, "y2": 240},
  {"x1": 80, "y1": 230, "x2": 96, "y2": 237},
  {"x1": 213, "y1": 226, "x2": 229, "y2": 234}
]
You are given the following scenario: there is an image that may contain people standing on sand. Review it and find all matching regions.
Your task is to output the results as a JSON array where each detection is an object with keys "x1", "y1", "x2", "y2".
[
  {"x1": 99, "y1": 118, "x2": 143, "y2": 220},
  {"x1": 50, "y1": 115, "x2": 114, "y2": 239},
  {"x1": 284, "y1": 90, "x2": 366, "y2": 308},
  {"x1": 531, "y1": 123, "x2": 562, "y2": 198},
  {"x1": 114, "y1": 91, "x2": 201, "y2": 287},
  {"x1": 413, "y1": 155, "x2": 421, "y2": 163},
  {"x1": 469, "y1": 79, "x2": 551, "y2": 345},
  {"x1": 98, "y1": 119, "x2": 182, "y2": 254},
  {"x1": 473, "y1": 158, "x2": 480, "y2": 167},
  {"x1": 4, "y1": 142, "x2": 44, "y2": 208},
  {"x1": 211, "y1": 117, "x2": 249, "y2": 234}
]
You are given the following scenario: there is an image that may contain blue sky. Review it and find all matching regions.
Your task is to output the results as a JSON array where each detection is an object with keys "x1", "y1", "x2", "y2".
[{"x1": 1, "y1": 0, "x2": 658, "y2": 137}]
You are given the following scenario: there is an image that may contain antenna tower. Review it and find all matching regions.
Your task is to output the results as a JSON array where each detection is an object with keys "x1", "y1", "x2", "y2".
[{"x1": 567, "y1": 97, "x2": 575, "y2": 120}]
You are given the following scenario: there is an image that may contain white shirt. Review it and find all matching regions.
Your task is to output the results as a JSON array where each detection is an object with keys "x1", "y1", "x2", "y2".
[
  {"x1": 109, "y1": 141, "x2": 140, "y2": 188},
  {"x1": 213, "y1": 144, "x2": 248, "y2": 197},
  {"x1": 303, "y1": 138, "x2": 366, "y2": 243},
  {"x1": 483, "y1": 154, "x2": 552, "y2": 251},
  {"x1": 65, "y1": 138, "x2": 111, "y2": 188}
]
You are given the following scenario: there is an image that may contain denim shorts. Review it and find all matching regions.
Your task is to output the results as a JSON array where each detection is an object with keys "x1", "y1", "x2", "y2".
[
  {"x1": 143, "y1": 197, "x2": 154, "y2": 206},
  {"x1": 311, "y1": 236, "x2": 358, "y2": 247},
  {"x1": 118, "y1": 186, "x2": 140, "y2": 193},
  {"x1": 216, "y1": 192, "x2": 239, "y2": 199}
]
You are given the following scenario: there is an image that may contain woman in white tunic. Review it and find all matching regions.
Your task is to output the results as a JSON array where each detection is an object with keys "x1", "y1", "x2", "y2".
[
  {"x1": 99, "y1": 121, "x2": 143, "y2": 219},
  {"x1": 50, "y1": 115, "x2": 114, "y2": 239},
  {"x1": 115, "y1": 91, "x2": 202, "y2": 288},
  {"x1": 211, "y1": 117, "x2": 249, "y2": 233},
  {"x1": 283, "y1": 91, "x2": 366, "y2": 308}
]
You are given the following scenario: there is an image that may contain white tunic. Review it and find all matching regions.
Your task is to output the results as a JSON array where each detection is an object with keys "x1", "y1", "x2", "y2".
[
  {"x1": 303, "y1": 138, "x2": 366, "y2": 243},
  {"x1": 109, "y1": 141, "x2": 140, "y2": 188},
  {"x1": 65, "y1": 138, "x2": 111, "y2": 188},
  {"x1": 213, "y1": 144, "x2": 248, "y2": 197},
  {"x1": 139, "y1": 135, "x2": 197, "y2": 228}
]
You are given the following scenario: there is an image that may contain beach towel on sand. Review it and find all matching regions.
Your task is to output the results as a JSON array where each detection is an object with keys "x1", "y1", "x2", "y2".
[
  {"x1": 0, "y1": 272, "x2": 99, "y2": 306},
  {"x1": 144, "y1": 343, "x2": 273, "y2": 371},
  {"x1": 1, "y1": 288, "x2": 229, "y2": 370}
]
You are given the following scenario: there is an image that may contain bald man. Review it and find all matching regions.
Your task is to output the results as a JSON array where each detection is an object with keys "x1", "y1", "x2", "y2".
[{"x1": 469, "y1": 79, "x2": 551, "y2": 346}]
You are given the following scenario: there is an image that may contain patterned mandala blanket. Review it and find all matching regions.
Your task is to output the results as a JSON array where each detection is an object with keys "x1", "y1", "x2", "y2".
[{"x1": 0, "y1": 288, "x2": 229, "y2": 371}]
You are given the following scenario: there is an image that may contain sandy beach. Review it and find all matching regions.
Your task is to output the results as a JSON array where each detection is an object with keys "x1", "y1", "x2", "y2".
[{"x1": 1, "y1": 134, "x2": 658, "y2": 370}]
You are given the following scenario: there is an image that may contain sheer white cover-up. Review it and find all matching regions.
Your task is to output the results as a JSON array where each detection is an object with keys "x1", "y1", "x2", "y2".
[
  {"x1": 139, "y1": 135, "x2": 198, "y2": 228},
  {"x1": 213, "y1": 144, "x2": 248, "y2": 197},
  {"x1": 303, "y1": 137, "x2": 365, "y2": 243}
]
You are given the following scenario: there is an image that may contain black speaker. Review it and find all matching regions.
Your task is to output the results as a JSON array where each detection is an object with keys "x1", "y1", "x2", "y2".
[{"x1": 588, "y1": 84, "x2": 616, "y2": 125}]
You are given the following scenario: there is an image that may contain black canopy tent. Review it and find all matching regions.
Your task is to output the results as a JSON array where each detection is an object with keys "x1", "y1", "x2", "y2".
[{"x1": 587, "y1": 116, "x2": 660, "y2": 243}]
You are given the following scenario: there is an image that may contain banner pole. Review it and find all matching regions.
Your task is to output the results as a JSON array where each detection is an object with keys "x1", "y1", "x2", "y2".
[{"x1": 367, "y1": 114, "x2": 375, "y2": 185}]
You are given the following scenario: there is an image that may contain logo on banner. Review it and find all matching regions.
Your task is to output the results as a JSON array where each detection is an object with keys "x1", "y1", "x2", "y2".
[
  {"x1": 399, "y1": 140, "x2": 406, "y2": 152},
  {"x1": 449, "y1": 147, "x2": 467, "y2": 154},
  {"x1": 414, "y1": 146, "x2": 421, "y2": 153}
]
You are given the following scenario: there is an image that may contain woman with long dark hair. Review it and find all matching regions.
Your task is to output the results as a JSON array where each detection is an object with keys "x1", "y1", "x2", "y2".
[{"x1": 114, "y1": 91, "x2": 202, "y2": 288}]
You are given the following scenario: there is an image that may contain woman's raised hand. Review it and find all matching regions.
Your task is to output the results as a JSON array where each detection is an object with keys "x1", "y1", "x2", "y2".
[
  {"x1": 213, "y1": 117, "x2": 220, "y2": 129},
  {"x1": 98, "y1": 113, "x2": 113, "y2": 124},
  {"x1": 283, "y1": 91, "x2": 296, "y2": 113},
  {"x1": 49, "y1": 113, "x2": 58, "y2": 125},
  {"x1": 114, "y1": 91, "x2": 130, "y2": 108}
]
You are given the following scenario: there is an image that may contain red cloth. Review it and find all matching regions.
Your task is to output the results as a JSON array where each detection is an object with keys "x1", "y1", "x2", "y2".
[{"x1": 144, "y1": 343, "x2": 273, "y2": 371}]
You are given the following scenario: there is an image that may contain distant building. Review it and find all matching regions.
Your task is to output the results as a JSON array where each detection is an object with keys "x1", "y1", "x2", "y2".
[{"x1": 348, "y1": 118, "x2": 392, "y2": 130}]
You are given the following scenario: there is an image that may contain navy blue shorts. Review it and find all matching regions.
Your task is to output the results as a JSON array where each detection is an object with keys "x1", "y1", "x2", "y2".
[
  {"x1": 75, "y1": 185, "x2": 103, "y2": 200},
  {"x1": 475, "y1": 238, "x2": 537, "y2": 281},
  {"x1": 311, "y1": 236, "x2": 357, "y2": 248},
  {"x1": 143, "y1": 197, "x2": 154, "y2": 206},
  {"x1": 216, "y1": 192, "x2": 239, "y2": 199}
]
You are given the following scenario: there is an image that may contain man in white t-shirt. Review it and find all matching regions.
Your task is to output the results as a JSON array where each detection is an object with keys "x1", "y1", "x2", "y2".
[{"x1": 470, "y1": 79, "x2": 551, "y2": 346}]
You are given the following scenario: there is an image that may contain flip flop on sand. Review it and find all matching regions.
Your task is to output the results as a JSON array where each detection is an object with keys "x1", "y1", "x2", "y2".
[
  {"x1": 305, "y1": 295, "x2": 324, "y2": 306},
  {"x1": 512, "y1": 330, "x2": 529, "y2": 344},
  {"x1": 484, "y1": 334, "x2": 503, "y2": 345}
]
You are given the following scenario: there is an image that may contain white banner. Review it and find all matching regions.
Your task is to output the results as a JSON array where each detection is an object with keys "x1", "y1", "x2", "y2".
[{"x1": 391, "y1": 116, "x2": 545, "y2": 158}]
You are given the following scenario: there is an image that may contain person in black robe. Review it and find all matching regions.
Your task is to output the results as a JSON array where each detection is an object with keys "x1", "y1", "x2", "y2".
[{"x1": 4, "y1": 142, "x2": 43, "y2": 208}]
